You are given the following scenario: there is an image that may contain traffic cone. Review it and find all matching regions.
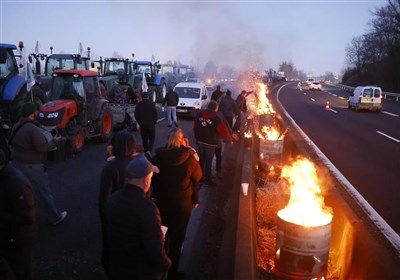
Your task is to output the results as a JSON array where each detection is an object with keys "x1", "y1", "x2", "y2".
[{"x1": 325, "y1": 101, "x2": 330, "y2": 111}]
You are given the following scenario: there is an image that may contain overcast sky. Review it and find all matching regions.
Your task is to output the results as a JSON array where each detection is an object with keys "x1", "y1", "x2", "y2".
[{"x1": 1, "y1": 0, "x2": 386, "y2": 76}]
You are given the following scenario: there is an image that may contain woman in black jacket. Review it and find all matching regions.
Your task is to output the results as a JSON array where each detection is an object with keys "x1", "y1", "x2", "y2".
[{"x1": 152, "y1": 128, "x2": 202, "y2": 280}]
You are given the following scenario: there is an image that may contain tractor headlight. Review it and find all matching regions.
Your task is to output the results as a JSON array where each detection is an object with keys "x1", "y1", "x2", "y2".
[
  {"x1": 47, "y1": 112, "x2": 59, "y2": 118},
  {"x1": 38, "y1": 112, "x2": 44, "y2": 118}
]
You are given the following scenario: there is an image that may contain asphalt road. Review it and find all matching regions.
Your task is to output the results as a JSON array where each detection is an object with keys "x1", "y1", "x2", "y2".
[
  {"x1": 277, "y1": 82, "x2": 400, "y2": 235},
  {"x1": 32, "y1": 104, "x2": 243, "y2": 280}
]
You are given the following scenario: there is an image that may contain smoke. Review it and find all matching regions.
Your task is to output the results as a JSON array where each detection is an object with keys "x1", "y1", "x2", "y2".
[{"x1": 165, "y1": 3, "x2": 269, "y2": 73}]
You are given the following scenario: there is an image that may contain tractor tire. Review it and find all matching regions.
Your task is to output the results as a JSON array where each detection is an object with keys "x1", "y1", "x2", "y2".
[
  {"x1": 95, "y1": 105, "x2": 113, "y2": 142},
  {"x1": 147, "y1": 87, "x2": 157, "y2": 103},
  {"x1": 9, "y1": 85, "x2": 46, "y2": 123},
  {"x1": 71, "y1": 125, "x2": 85, "y2": 153},
  {"x1": 156, "y1": 80, "x2": 167, "y2": 103}
]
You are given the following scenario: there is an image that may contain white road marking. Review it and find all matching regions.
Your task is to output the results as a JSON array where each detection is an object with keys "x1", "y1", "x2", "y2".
[
  {"x1": 376, "y1": 131, "x2": 400, "y2": 143},
  {"x1": 311, "y1": 98, "x2": 315, "y2": 102},
  {"x1": 382, "y1": 111, "x2": 399, "y2": 117},
  {"x1": 333, "y1": 94, "x2": 338, "y2": 97},
  {"x1": 329, "y1": 108, "x2": 338, "y2": 113},
  {"x1": 303, "y1": 92, "x2": 307, "y2": 96},
  {"x1": 339, "y1": 96, "x2": 346, "y2": 100}
]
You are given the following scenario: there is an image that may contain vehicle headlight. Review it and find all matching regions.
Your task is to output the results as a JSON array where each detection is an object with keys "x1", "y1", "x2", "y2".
[{"x1": 47, "y1": 112, "x2": 59, "y2": 118}]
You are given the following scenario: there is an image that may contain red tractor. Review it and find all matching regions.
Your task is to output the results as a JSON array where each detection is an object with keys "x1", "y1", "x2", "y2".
[{"x1": 37, "y1": 69, "x2": 113, "y2": 155}]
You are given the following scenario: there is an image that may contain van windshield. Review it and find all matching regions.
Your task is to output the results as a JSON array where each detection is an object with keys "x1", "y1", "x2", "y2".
[
  {"x1": 176, "y1": 87, "x2": 201, "y2": 98},
  {"x1": 374, "y1": 89, "x2": 381, "y2": 98}
]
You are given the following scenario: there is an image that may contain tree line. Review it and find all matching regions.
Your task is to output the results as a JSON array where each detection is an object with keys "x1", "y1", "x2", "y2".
[{"x1": 343, "y1": 0, "x2": 400, "y2": 92}]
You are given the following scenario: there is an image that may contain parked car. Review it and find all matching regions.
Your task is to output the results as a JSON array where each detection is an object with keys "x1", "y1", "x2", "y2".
[
  {"x1": 309, "y1": 82, "x2": 322, "y2": 91},
  {"x1": 174, "y1": 82, "x2": 210, "y2": 117},
  {"x1": 348, "y1": 86, "x2": 382, "y2": 112}
]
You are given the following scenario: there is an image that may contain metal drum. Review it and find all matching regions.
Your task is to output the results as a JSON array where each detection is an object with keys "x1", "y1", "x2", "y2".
[{"x1": 274, "y1": 215, "x2": 331, "y2": 279}]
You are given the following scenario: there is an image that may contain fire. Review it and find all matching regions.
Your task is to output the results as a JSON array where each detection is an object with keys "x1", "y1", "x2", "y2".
[
  {"x1": 257, "y1": 125, "x2": 280, "y2": 140},
  {"x1": 255, "y1": 83, "x2": 275, "y2": 116},
  {"x1": 244, "y1": 131, "x2": 252, "y2": 138},
  {"x1": 278, "y1": 157, "x2": 332, "y2": 227}
]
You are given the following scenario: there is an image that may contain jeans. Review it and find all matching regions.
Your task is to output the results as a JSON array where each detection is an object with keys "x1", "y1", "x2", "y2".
[
  {"x1": 197, "y1": 143, "x2": 216, "y2": 181},
  {"x1": 166, "y1": 106, "x2": 177, "y2": 126},
  {"x1": 12, "y1": 161, "x2": 62, "y2": 223}
]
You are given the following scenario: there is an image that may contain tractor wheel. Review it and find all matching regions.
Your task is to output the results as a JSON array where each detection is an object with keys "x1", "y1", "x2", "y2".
[
  {"x1": 147, "y1": 87, "x2": 157, "y2": 103},
  {"x1": 71, "y1": 125, "x2": 85, "y2": 153},
  {"x1": 95, "y1": 105, "x2": 113, "y2": 142},
  {"x1": 156, "y1": 80, "x2": 167, "y2": 103}
]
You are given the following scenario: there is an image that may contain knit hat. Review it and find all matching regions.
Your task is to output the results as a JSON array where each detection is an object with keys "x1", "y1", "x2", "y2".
[
  {"x1": 21, "y1": 102, "x2": 38, "y2": 117},
  {"x1": 126, "y1": 155, "x2": 159, "y2": 179}
]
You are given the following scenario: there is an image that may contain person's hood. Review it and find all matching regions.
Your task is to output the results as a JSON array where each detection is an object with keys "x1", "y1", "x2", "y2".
[
  {"x1": 155, "y1": 146, "x2": 191, "y2": 166},
  {"x1": 111, "y1": 130, "x2": 136, "y2": 158}
]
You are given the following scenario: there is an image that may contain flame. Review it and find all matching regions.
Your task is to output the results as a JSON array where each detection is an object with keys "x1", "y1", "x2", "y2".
[
  {"x1": 278, "y1": 158, "x2": 332, "y2": 227},
  {"x1": 255, "y1": 83, "x2": 275, "y2": 116},
  {"x1": 244, "y1": 131, "x2": 252, "y2": 138},
  {"x1": 257, "y1": 125, "x2": 281, "y2": 140}
]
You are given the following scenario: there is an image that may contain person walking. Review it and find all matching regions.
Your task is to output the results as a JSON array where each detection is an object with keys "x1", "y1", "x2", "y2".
[
  {"x1": 134, "y1": 91, "x2": 158, "y2": 156},
  {"x1": 9, "y1": 103, "x2": 67, "y2": 226},
  {"x1": 98, "y1": 130, "x2": 137, "y2": 275},
  {"x1": 162, "y1": 87, "x2": 179, "y2": 127},
  {"x1": 210, "y1": 85, "x2": 224, "y2": 103},
  {"x1": 0, "y1": 149, "x2": 36, "y2": 280},
  {"x1": 105, "y1": 155, "x2": 171, "y2": 280},
  {"x1": 152, "y1": 128, "x2": 202, "y2": 280},
  {"x1": 194, "y1": 100, "x2": 237, "y2": 186}
]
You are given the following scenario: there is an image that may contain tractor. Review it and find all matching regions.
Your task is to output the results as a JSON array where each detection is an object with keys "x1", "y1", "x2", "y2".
[
  {"x1": 0, "y1": 42, "x2": 47, "y2": 124},
  {"x1": 37, "y1": 69, "x2": 113, "y2": 156},
  {"x1": 133, "y1": 60, "x2": 167, "y2": 103}
]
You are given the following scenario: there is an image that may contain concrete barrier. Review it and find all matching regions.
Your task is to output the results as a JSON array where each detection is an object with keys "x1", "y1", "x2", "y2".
[{"x1": 234, "y1": 82, "x2": 400, "y2": 279}]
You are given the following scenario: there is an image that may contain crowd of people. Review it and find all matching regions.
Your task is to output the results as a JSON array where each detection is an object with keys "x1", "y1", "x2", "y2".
[{"x1": 0, "y1": 85, "x2": 247, "y2": 280}]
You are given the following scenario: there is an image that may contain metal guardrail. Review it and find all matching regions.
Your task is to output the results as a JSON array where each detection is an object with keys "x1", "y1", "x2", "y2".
[{"x1": 327, "y1": 82, "x2": 400, "y2": 101}]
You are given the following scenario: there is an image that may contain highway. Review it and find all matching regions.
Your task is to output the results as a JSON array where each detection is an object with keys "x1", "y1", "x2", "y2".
[{"x1": 277, "y1": 82, "x2": 400, "y2": 235}]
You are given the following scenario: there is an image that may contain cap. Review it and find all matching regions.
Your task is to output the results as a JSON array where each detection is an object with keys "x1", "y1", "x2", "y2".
[
  {"x1": 126, "y1": 155, "x2": 159, "y2": 179},
  {"x1": 21, "y1": 102, "x2": 38, "y2": 118}
]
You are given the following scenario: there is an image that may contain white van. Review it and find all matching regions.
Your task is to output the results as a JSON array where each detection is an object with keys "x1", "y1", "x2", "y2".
[
  {"x1": 174, "y1": 82, "x2": 210, "y2": 117},
  {"x1": 348, "y1": 86, "x2": 382, "y2": 112}
]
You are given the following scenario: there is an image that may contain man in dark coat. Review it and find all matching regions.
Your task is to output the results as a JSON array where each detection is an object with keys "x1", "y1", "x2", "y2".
[
  {"x1": 152, "y1": 128, "x2": 202, "y2": 280},
  {"x1": 0, "y1": 149, "x2": 36, "y2": 280},
  {"x1": 194, "y1": 100, "x2": 236, "y2": 186},
  {"x1": 98, "y1": 130, "x2": 137, "y2": 275},
  {"x1": 134, "y1": 92, "x2": 158, "y2": 155},
  {"x1": 233, "y1": 90, "x2": 248, "y2": 133},
  {"x1": 106, "y1": 155, "x2": 171, "y2": 280},
  {"x1": 218, "y1": 89, "x2": 237, "y2": 129},
  {"x1": 210, "y1": 85, "x2": 224, "y2": 103},
  {"x1": 9, "y1": 102, "x2": 66, "y2": 226},
  {"x1": 162, "y1": 87, "x2": 179, "y2": 127}
]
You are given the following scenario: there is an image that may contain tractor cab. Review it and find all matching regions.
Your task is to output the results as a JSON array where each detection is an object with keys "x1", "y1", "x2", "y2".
[{"x1": 0, "y1": 45, "x2": 19, "y2": 81}]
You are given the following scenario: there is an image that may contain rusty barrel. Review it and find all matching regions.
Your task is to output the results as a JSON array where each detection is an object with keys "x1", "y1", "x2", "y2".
[{"x1": 274, "y1": 215, "x2": 331, "y2": 279}]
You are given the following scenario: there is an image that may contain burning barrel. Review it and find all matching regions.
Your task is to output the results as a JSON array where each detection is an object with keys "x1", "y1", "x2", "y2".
[
  {"x1": 274, "y1": 214, "x2": 331, "y2": 279},
  {"x1": 274, "y1": 158, "x2": 333, "y2": 280}
]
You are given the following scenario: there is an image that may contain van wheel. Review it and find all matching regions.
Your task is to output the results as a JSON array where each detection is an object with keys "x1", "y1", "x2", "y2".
[{"x1": 347, "y1": 102, "x2": 351, "y2": 109}]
